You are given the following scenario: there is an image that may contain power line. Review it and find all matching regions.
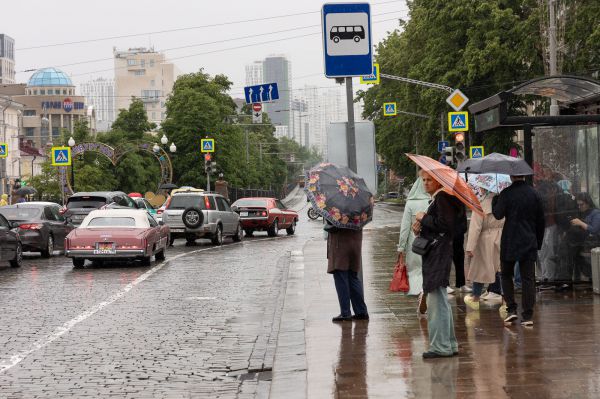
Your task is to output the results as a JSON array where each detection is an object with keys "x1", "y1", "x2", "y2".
[{"x1": 16, "y1": 0, "x2": 405, "y2": 51}]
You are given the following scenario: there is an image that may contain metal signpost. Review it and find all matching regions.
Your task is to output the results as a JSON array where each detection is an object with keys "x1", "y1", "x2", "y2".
[{"x1": 244, "y1": 83, "x2": 279, "y2": 104}]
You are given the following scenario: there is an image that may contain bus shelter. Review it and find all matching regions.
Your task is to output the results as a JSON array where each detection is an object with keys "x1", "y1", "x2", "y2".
[{"x1": 469, "y1": 76, "x2": 600, "y2": 287}]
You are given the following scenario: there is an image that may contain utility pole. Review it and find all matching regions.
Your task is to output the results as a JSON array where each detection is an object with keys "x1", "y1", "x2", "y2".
[
  {"x1": 345, "y1": 77, "x2": 357, "y2": 173},
  {"x1": 549, "y1": 0, "x2": 559, "y2": 116}
]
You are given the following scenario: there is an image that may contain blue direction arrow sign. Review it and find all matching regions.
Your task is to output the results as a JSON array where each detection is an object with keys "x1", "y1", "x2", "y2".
[
  {"x1": 0, "y1": 142, "x2": 7, "y2": 159},
  {"x1": 244, "y1": 83, "x2": 279, "y2": 104},
  {"x1": 438, "y1": 140, "x2": 449, "y2": 153},
  {"x1": 322, "y1": 3, "x2": 373, "y2": 77},
  {"x1": 51, "y1": 147, "x2": 71, "y2": 166}
]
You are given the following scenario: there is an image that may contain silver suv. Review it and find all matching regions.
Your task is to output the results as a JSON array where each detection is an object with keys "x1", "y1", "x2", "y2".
[{"x1": 163, "y1": 191, "x2": 242, "y2": 246}]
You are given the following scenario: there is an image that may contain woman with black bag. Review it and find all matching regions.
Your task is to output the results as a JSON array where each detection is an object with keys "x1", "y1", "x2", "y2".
[{"x1": 412, "y1": 171, "x2": 462, "y2": 358}]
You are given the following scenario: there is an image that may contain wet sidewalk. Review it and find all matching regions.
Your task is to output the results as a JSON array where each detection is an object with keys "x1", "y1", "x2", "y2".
[{"x1": 270, "y1": 226, "x2": 600, "y2": 399}]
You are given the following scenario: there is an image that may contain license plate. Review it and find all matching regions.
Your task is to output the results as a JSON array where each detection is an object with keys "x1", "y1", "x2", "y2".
[
  {"x1": 240, "y1": 212, "x2": 248, "y2": 217},
  {"x1": 170, "y1": 228, "x2": 184, "y2": 233},
  {"x1": 94, "y1": 242, "x2": 116, "y2": 255}
]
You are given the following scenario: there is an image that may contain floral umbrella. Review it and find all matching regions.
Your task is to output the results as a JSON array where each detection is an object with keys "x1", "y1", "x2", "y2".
[
  {"x1": 304, "y1": 163, "x2": 374, "y2": 230},
  {"x1": 467, "y1": 173, "x2": 512, "y2": 200}
]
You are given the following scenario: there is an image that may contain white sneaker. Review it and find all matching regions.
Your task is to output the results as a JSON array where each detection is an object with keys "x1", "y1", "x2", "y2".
[
  {"x1": 446, "y1": 286, "x2": 455, "y2": 294},
  {"x1": 460, "y1": 285, "x2": 472, "y2": 293},
  {"x1": 480, "y1": 292, "x2": 489, "y2": 299},
  {"x1": 484, "y1": 292, "x2": 503, "y2": 301}
]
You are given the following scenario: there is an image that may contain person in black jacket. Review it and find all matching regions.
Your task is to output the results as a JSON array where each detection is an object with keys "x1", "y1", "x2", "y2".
[
  {"x1": 492, "y1": 175, "x2": 545, "y2": 326},
  {"x1": 413, "y1": 171, "x2": 462, "y2": 358}
]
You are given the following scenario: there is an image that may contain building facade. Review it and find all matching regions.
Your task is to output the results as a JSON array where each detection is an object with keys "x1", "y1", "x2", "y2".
[
  {"x1": 80, "y1": 77, "x2": 115, "y2": 132},
  {"x1": 262, "y1": 56, "x2": 292, "y2": 134},
  {"x1": 113, "y1": 47, "x2": 177, "y2": 127},
  {"x1": 0, "y1": 95, "x2": 23, "y2": 196},
  {"x1": 245, "y1": 61, "x2": 263, "y2": 87},
  {"x1": 0, "y1": 34, "x2": 15, "y2": 84}
]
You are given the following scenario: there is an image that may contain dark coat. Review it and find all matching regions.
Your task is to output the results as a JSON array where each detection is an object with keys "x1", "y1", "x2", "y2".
[
  {"x1": 327, "y1": 228, "x2": 363, "y2": 274},
  {"x1": 419, "y1": 191, "x2": 462, "y2": 293},
  {"x1": 492, "y1": 180, "x2": 545, "y2": 262}
]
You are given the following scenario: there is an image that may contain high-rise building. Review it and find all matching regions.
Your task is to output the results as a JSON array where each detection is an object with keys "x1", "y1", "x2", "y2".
[
  {"x1": 262, "y1": 55, "x2": 291, "y2": 134},
  {"x1": 245, "y1": 61, "x2": 263, "y2": 86},
  {"x1": 0, "y1": 34, "x2": 15, "y2": 84},
  {"x1": 113, "y1": 47, "x2": 177, "y2": 127},
  {"x1": 80, "y1": 77, "x2": 115, "y2": 132}
]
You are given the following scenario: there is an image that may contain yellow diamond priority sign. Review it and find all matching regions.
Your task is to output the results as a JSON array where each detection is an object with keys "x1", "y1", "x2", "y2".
[{"x1": 446, "y1": 89, "x2": 469, "y2": 112}]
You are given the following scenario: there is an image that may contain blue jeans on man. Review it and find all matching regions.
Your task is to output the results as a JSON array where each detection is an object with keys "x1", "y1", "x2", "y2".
[{"x1": 333, "y1": 270, "x2": 368, "y2": 317}]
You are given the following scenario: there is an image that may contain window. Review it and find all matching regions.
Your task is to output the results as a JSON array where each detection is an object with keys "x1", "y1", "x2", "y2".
[
  {"x1": 141, "y1": 59, "x2": 145, "y2": 67},
  {"x1": 88, "y1": 217, "x2": 136, "y2": 227},
  {"x1": 339, "y1": 27, "x2": 346, "y2": 32},
  {"x1": 51, "y1": 206, "x2": 64, "y2": 222},
  {"x1": 23, "y1": 110, "x2": 36, "y2": 116},
  {"x1": 150, "y1": 59, "x2": 155, "y2": 67},
  {"x1": 0, "y1": 214, "x2": 9, "y2": 228},
  {"x1": 150, "y1": 80, "x2": 155, "y2": 86},
  {"x1": 40, "y1": 90, "x2": 45, "y2": 95},
  {"x1": 276, "y1": 200, "x2": 286, "y2": 210},
  {"x1": 63, "y1": 89, "x2": 67, "y2": 95},
  {"x1": 167, "y1": 195, "x2": 206, "y2": 210},
  {"x1": 331, "y1": 27, "x2": 338, "y2": 33},
  {"x1": 127, "y1": 59, "x2": 137, "y2": 66},
  {"x1": 147, "y1": 214, "x2": 158, "y2": 227},
  {"x1": 134, "y1": 70, "x2": 145, "y2": 76},
  {"x1": 33, "y1": 90, "x2": 38, "y2": 95},
  {"x1": 52, "y1": 127, "x2": 60, "y2": 137},
  {"x1": 25, "y1": 127, "x2": 34, "y2": 137},
  {"x1": 216, "y1": 197, "x2": 231, "y2": 212},
  {"x1": 152, "y1": 112, "x2": 156, "y2": 119},
  {"x1": 44, "y1": 207, "x2": 57, "y2": 221}
]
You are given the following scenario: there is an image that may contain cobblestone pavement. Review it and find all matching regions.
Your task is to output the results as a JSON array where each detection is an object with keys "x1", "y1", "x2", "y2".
[{"x1": 0, "y1": 191, "x2": 334, "y2": 398}]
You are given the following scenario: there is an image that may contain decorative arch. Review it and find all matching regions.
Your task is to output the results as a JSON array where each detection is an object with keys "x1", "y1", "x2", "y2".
[{"x1": 58, "y1": 141, "x2": 173, "y2": 196}]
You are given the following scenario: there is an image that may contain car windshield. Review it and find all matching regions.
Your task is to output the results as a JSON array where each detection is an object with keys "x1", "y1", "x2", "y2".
[
  {"x1": 0, "y1": 207, "x2": 42, "y2": 220},
  {"x1": 67, "y1": 197, "x2": 108, "y2": 209},
  {"x1": 234, "y1": 199, "x2": 268, "y2": 207},
  {"x1": 167, "y1": 195, "x2": 206, "y2": 210},
  {"x1": 87, "y1": 217, "x2": 137, "y2": 227}
]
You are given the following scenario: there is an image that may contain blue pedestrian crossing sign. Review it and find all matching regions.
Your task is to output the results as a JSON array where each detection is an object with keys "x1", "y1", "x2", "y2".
[
  {"x1": 360, "y1": 63, "x2": 380, "y2": 84},
  {"x1": 448, "y1": 111, "x2": 469, "y2": 132},
  {"x1": 0, "y1": 142, "x2": 7, "y2": 159},
  {"x1": 51, "y1": 147, "x2": 71, "y2": 166},
  {"x1": 201, "y1": 139, "x2": 215, "y2": 153},
  {"x1": 383, "y1": 102, "x2": 397, "y2": 116},
  {"x1": 244, "y1": 83, "x2": 279, "y2": 104},
  {"x1": 470, "y1": 146, "x2": 485, "y2": 159},
  {"x1": 438, "y1": 140, "x2": 449, "y2": 153}
]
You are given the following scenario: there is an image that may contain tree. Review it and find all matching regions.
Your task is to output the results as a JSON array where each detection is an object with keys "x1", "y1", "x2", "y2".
[{"x1": 112, "y1": 98, "x2": 157, "y2": 141}]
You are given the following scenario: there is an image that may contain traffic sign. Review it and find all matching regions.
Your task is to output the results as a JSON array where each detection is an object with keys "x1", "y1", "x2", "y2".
[
  {"x1": 0, "y1": 142, "x2": 7, "y2": 159},
  {"x1": 322, "y1": 3, "x2": 373, "y2": 77},
  {"x1": 201, "y1": 139, "x2": 215, "y2": 153},
  {"x1": 446, "y1": 89, "x2": 469, "y2": 111},
  {"x1": 360, "y1": 63, "x2": 380, "y2": 84},
  {"x1": 244, "y1": 83, "x2": 279, "y2": 104},
  {"x1": 383, "y1": 102, "x2": 397, "y2": 116},
  {"x1": 252, "y1": 103, "x2": 263, "y2": 124},
  {"x1": 470, "y1": 146, "x2": 485, "y2": 159},
  {"x1": 448, "y1": 111, "x2": 469, "y2": 132},
  {"x1": 438, "y1": 140, "x2": 449, "y2": 153},
  {"x1": 51, "y1": 146, "x2": 71, "y2": 166}
]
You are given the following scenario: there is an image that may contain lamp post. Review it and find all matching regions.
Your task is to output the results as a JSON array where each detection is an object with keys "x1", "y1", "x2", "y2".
[
  {"x1": 68, "y1": 136, "x2": 75, "y2": 192},
  {"x1": 153, "y1": 134, "x2": 176, "y2": 154}
]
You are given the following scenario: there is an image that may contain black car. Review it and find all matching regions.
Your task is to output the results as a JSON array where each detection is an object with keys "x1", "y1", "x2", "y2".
[
  {"x1": 0, "y1": 202, "x2": 74, "y2": 258},
  {"x1": 0, "y1": 213, "x2": 22, "y2": 267},
  {"x1": 63, "y1": 191, "x2": 139, "y2": 226}
]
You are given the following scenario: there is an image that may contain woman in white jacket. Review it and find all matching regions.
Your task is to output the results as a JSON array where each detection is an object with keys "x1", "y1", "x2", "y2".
[{"x1": 397, "y1": 177, "x2": 431, "y2": 298}]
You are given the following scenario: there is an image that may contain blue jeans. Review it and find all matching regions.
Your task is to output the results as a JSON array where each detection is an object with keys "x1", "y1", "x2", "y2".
[
  {"x1": 333, "y1": 270, "x2": 368, "y2": 317},
  {"x1": 472, "y1": 282, "x2": 484, "y2": 297},
  {"x1": 426, "y1": 286, "x2": 458, "y2": 355},
  {"x1": 514, "y1": 262, "x2": 522, "y2": 289}
]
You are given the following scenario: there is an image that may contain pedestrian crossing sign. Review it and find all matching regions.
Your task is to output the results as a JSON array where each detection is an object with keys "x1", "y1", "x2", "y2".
[
  {"x1": 360, "y1": 63, "x2": 380, "y2": 85},
  {"x1": 448, "y1": 111, "x2": 469, "y2": 132},
  {"x1": 383, "y1": 102, "x2": 397, "y2": 117},
  {"x1": 201, "y1": 138, "x2": 215, "y2": 153},
  {"x1": 51, "y1": 146, "x2": 71, "y2": 166},
  {"x1": 0, "y1": 142, "x2": 7, "y2": 159},
  {"x1": 470, "y1": 146, "x2": 484, "y2": 159}
]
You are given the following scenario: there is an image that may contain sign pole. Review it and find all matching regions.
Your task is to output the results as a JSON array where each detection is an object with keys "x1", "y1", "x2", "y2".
[{"x1": 345, "y1": 77, "x2": 357, "y2": 173}]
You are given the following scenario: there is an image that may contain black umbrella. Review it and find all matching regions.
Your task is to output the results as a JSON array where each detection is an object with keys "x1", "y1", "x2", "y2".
[
  {"x1": 14, "y1": 186, "x2": 37, "y2": 196},
  {"x1": 159, "y1": 183, "x2": 178, "y2": 190},
  {"x1": 458, "y1": 153, "x2": 534, "y2": 176},
  {"x1": 304, "y1": 163, "x2": 374, "y2": 230}
]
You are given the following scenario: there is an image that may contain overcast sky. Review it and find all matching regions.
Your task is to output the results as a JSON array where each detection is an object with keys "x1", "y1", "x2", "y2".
[{"x1": 6, "y1": 0, "x2": 408, "y2": 99}]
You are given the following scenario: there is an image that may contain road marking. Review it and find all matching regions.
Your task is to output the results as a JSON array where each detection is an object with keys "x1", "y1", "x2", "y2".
[{"x1": 0, "y1": 236, "x2": 288, "y2": 374}]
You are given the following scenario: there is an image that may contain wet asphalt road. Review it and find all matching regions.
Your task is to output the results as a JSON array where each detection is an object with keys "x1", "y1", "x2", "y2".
[{"x1": 0, "y1": 189, "x2": 402, "y2": 398}]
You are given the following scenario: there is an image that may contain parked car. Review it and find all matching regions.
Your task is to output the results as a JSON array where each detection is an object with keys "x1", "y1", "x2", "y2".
[
  {"x1": 0, "y1": 213, "x2": 22, "y2": 267},
  {"x1": 386, "y1": 191, "x2": 400, "y2": 199},
  {"x1": 64, "y1": 209, "x2": 169, "y2": 268},
  {"x1": 132, "y1": 197, "x2": 157, "y2": 216},
  {"x1": 63, "y1": 191, "x2": 139, "y2": 226},
  {"x1": 162, "y1": 190, "x2": 242, "y2": 245},
  {"x1": 157, "y1": 187, "x2": 203, "y2": 223},
  {"x1": 231, "y1": 197, "x2": 298, "y2": 237},
  {"x1": 0, "y1": 202, "x2": 74, "y2": 257}
]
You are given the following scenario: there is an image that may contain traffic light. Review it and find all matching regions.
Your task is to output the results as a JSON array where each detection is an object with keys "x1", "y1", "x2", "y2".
[
  {"x1": 205, "y1": 160, "x2": 217, "y2": 174},
  {"x1": 454, "y1": 132, "x2": 466, "y2": 163},
  {"x1": 442, "y1": 146, "x2": 455, "y2": 167}
]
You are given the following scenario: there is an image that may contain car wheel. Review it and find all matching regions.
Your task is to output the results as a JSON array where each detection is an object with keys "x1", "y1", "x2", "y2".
[
  {"x1": 182, "y1": 207, "x2": 204, "y2": 229},
  {"x1": 41, "y1": 234, "x2": 54, "y2": 258},
  {"x1": 232, "y1": 223, "x2": 243, "y2": 242},
  {"x1": 353, "y1": 36, "x2": 361, "y2": 42},
  {"x1": 333, "y1": 36, "x2": 340, "y2": 43},
  {"x1": 185, "y1": 233, "x2": 196, "y2": 244},
  {"x1": 10, "y1": 242, "x2": 23, "y2": 268},
  {"x1": 267, "y1": 219, "x2": 279, "y2": 237},
  {"x1": 155, "y1": 246, "x2": 166, "y2": 261},
  {"x1": 211, "y1": 225, "x2": 223, "y2": 246},
  {"x1": 244, "y1": 229, "x2": 254, "y2": 237},
  {"x1": 141, "y1": 255, "x2": 152, "y2": 266},
  {"x1": 72, "y1": 258, "x2": 85, "y2": 268},
  {"x1": 286, "y1": 220, "x2": 296, "y2": 235}
]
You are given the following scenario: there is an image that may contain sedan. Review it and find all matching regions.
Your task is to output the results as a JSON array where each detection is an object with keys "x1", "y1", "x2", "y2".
[
  {"x1": 231, "y1": 197, "x2": 298, "y2": 237},
  {"x1": 0, "y1": 202, "x2": 74, "y2": 257},
  {"x1": 65, "y1": 209, "x2": 169, "y2": 268},
  {"x1": 0, "y1": 213, "x2": 22, "y2": 267}
]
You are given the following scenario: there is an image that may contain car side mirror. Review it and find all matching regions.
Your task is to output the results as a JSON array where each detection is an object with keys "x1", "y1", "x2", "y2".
[{"x1": 231, "y1": 205, "x2": 238, "y2": 213}]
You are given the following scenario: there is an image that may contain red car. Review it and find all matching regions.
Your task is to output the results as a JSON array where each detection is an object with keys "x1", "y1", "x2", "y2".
[
  {"x1": 231, "y1": 197, "x2": 297, "y2": 237},
  {"x1": 65, "y1": 209, "x2": 169, "y2": 268}
]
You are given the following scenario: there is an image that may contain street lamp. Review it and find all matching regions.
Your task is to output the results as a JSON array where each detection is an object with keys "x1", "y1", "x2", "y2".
[
  {"x1": 153, "y1": 143, "x2": 160, "y2": 153},
  {"x1": 169, "y1": 142, "x2": 177, "y2": 153},
  {"x1": 161, "y1": 134, "x2": 168, "y2": 145},
  {"x1": 68, "y1": 136, "x2": 76, "y2": 192}
]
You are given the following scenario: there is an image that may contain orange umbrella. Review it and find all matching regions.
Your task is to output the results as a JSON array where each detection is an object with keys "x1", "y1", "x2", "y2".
[{"x1": 406, "y1": 153, "x2": 483, "y2": 216}]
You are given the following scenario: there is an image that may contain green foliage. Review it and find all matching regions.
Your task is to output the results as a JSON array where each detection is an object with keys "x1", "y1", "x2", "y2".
[
  {"x1": 28, "y1": 161, "x2": 61, "y2": 199},
  {"x1": 112, "y1": 98, "x2": 157, "y2": 141}
]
